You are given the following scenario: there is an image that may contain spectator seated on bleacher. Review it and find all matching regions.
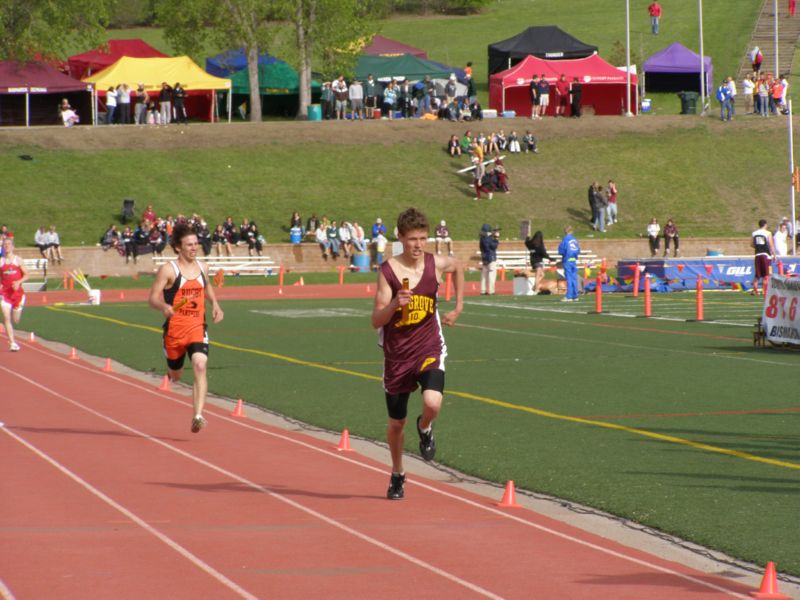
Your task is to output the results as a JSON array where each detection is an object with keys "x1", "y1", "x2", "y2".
[
  {"x1": 34, "y1": 226, "x2": 48, "y2": 258},
  {"x1": 100, "y1": 225, "x2": 121, "y2": 252}
]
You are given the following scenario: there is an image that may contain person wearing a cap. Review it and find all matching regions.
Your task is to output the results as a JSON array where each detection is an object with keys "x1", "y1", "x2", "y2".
[
  {"x1": 444, "y1": 74, "x2": 458, "y2": 107},
  {"x1": 435, "y1": 220, "x2": 453, "y2": 256},
  {"x1": 0, "y1": 234, "x2": 29, "y2": 352},
  {"x1": 372, "y1": 217, "x2": 387, "y2": 240}
]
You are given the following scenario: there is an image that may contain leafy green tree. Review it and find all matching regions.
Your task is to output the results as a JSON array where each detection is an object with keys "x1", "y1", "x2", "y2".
[
  {"x1": 157, "y1": 0, "x2": 280, "y2": 121},
  {"x1": 0, "y1": 0, "x2": 113, "y2": 61}
]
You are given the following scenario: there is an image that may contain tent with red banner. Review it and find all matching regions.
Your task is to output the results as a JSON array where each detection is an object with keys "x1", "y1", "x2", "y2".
[
  {"x1": 68, "y1": 39, "x2": 169, "y2": 79},
  {"x1": 489, "y1": 54, "x2": 638, "y2": 116},
  {"x1": 362, "y1": 35, "x2": 428, "y2": 59}
]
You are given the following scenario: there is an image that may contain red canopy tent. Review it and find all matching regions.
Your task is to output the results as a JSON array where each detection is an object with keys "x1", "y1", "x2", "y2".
[
  {"x1": 362, "y1": 35, "x2": 428, "y2": 59},
  {"x1": 67, "y1": 39, "x2": 168, "y2": 79},
  {"x1": 489, "y1": 54, "x2": 638, "y2": 116}
]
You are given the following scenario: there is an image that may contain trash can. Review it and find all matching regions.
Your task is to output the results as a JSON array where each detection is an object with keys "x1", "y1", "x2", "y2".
[
  {"x1": 641, "y1": 98, "x2": 652, "y2": 113},
  {"x1": 307, "y1": 104, "x2": 322, "y2": 121},
  {"x1": 289, "y1": 226, "x2": 303, "y2": 244},
  {"x1": 678, "y1": 91, "x2": 699, "y2": 115},
  {"x1": 352, "y1": 252, "x2": 371, "y2": 273}
]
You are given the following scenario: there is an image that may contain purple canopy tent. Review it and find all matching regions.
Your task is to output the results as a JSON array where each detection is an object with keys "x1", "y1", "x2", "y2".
[{"x1": 642, "y1": 42, "x2": 712, "y2": 96}]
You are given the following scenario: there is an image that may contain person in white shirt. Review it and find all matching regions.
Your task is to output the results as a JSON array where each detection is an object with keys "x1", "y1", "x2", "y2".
[
  {"x1": 315, "y1": 225, "x2": 330, "y2": 258},
  {"x1": 34, "y1": 227, "x2": 48, "y2": 257},
  {"x1": 726, "y1": 76, "x2": 737, "y2": 118},
  {"x1": 117, "y1": 83, "x2": 131, "y2": 124},
  {"x1": 44, "y1": 225, "x2": 64, "y2": 264},
  {"x1": 339, "y1": 221, "x2": 353, "y2": 257},
  {"x1": 105, "y1": 86, "x2": 117, "y2": 124},
  {"x1": 348, "y1": 80, "x2": 364, "y2": 120},
  {"x1": 351, "y1": 221, "x2": 366, "y2": 252},
  {"x1": 331, "y1": 75, "x2": 348, "y2": 120},
  {"x1": 780, "y1": 75, "x2": 789, "y2": 110},
  {"x1": 646, "y1": 217, "x2": 660, "y2": 257},
  {"x1": 742, "y1": 75, "x2": 755, "y2": 114},
  {"x1": 774, "y1": 221, "x2": 789, "y2": 256}
]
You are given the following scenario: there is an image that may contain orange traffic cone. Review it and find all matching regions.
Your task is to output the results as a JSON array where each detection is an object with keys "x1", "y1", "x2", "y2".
[
  {"x1": 299, "y1": 276, "x2": 305, "y2": 286},
  {"x1": 750, "y1": 562, "x2": 790, "y2": 599},
  {"x1": 119, "y1": 291, "x2": 125, "y2": 300},
  {"x1": 101, "y1": 358, "x2": 113, "y2": 372},
  {"x1": 158, "y1": 375, "x2": 171, "y2": 391},
  {"x1": 366, "y1": 284, "x2": 372, "y2": 294},
  {"x1": 231, "y1": 399, "x2": 245, "y2": 418},
  {"x1": 336, "y1": 429, "x2": 354, "y2": 452},
  {"x1": 29, "y1": 331, "x2": 36, "y2": 343},
  {"x1": 496, "y1": 480, "x2": 521, "y2": 508},
  {"x1": 68, "y1": 347, "x2": 79, "y2": 360},
  {"x1": 41, "y1": 295, "x2": 48, "y2": 304}
]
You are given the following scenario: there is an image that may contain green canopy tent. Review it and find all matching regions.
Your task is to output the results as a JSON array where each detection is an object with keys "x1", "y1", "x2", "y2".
[
  {"x1": 354, "y1": 54, "x2": 451, "y2": 81},
  {"x1": 228, "y1": 62, "x2": 321, "y2": 117}
]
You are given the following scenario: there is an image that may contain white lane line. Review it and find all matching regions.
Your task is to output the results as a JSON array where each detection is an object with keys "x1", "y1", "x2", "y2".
[
  {"x1": 0, "y1": 364, "x2": 504, "y2": 600},
  {"x1": 0, "y1": 424, "x2": 258, "y2": 600},
  {"x1": 14, "y1": 343, "x2": 751, "y2": 599}
]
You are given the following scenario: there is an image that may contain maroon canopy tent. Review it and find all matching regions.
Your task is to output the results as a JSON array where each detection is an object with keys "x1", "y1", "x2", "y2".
[
  {"x1": 67, "y1": 39, "x2": 169, "y2": 79},
  {"x1": 0, "y1": 61, "x2": 91, "y2": 126},
  {"x1": 362, "y1": 35, "x2": 428, "y2": 59}
]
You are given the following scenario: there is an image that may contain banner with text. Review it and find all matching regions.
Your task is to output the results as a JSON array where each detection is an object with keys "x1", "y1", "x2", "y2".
[{"x1": 762, "y1": 275, "x2": 800, "y2": 345}]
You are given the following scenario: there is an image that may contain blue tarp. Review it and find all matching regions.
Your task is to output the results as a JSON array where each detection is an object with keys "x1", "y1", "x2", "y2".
[{"x1": 206, "y1": 48, "x2": 283, "y2": 78}]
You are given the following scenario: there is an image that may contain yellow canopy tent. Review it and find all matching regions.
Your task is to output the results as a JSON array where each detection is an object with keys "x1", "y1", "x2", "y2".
[{"x1": 83, "y1": 56, "x2": 232, "y2": 123}]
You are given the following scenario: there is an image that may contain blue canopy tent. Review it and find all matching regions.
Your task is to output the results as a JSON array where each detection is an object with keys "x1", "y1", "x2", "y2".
[{"x1": 205, "y1": 48, "x2": 283, "y2": 78}]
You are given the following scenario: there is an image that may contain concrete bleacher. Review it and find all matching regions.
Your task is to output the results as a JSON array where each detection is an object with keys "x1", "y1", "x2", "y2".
[
  {"x1": 151, "y1": 254, "x2": 277, "y2": 275},
  {"x1": 21, "y1": 258, "x2": 48, "y2": 292},
  {"x1": 479, "y1": 249, "x2": 598, "y2": 271}
]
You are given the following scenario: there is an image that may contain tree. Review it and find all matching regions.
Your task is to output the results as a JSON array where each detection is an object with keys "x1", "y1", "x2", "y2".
[
  {"x1": 0, "y1": 0, "x2": 113, "y2": 61},
  {"x1": 157, "y1": 0, "x2": 280, "y2": 121},
  {"x1": 289, "y1": 0, "x2": 374, "y2": 119}
]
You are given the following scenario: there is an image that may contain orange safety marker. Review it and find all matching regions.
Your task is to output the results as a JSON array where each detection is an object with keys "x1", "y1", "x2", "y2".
[
  {"x1": 594, "y1": 275, "x2": 603, "y2": 314},
  {"x1": 158, "y1": 375, "x2": 171, "y2": 391},
  {"x1": 445, "y1": 271, "x2": 453, "y2": 302},
  {"x1": 749, "y1": 561, "x2": 790, "y2": 599},
  {"x1": 336, "y1": 429, "x2": 354, "y2": 452},
  {"x1": 68, "y1": 347, "x2": 79, "y2": 360},
  {"x1": 643, "y1": 275, "x2": 652, "y2": 317},
  {"x1": 41, "y1": 295, "x2": 48, "y2": 304},
  {"x1": 498, "y1": 266, "x2": 506, "y2": 281},
  {"x1": 366, "y1": 284, "x2": 372, "y2": 294},
  {"x1": 496, "y1": 480, "x2": 521, "y2": 507},
  {"x1": 278, "y1": 264, "x2": 285, "y2": 290},
  {"x1": 231, "y1": 399, "x2": 245, "y2": 418},
  {"x1": 695, "y1": 274, "x2": 704, "y2": 321},
  {"x1": 62, "y1": 272, "x2": 68, "y2": 289},
  {"x1": 101, "y1": 358, "x2": 113, "y2": 372},
  {"x1": 338, "y1": 265, "x2": 346, "y2": 285},
  {"x1": 777, "y1": 261, "x2": 784, "y2": 276},
  {"x1": 69, "y1": 277, "x2": 74, "y2": 290},
  {"x1": 119, "y1": 291, "x2": 125, "y2": 300},
  {"x1": 29, "y1": 331, "x2": 36, "y2": 343},
  {"x1": 632, "y1": 263, "x2": 641, "y2": 298}
]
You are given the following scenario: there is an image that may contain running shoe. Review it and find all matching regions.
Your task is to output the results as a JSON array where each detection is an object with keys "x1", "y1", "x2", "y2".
[
  {"x1": 9, "y1": 343, "x2": 20, "y2": 352},
  {"x1": 387, "y1": 473, "x2": 405, "y2": 500},
  {"x1": 416, "y1": 415, "x2": 436, "y2": 461},
  {"x1": 190, "y1": 416, "x2": 207, "y2": 433}
]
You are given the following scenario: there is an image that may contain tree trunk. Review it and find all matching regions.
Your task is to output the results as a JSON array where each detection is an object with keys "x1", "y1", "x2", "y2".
[
  {"x1": 247, "y1": 43, "x2": 262, "y2": 122},
  {"x1": 295, "y1": 0, "x2": 313, "y2": 119}
]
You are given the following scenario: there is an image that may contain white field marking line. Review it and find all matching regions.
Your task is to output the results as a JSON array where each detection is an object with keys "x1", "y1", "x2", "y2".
[
  {"x1": 0, "y1": 366, "x2": 504, "y2": 600},
  {"x1": 17, "y1": 345, "x2": 751, "y2": 599},
  {"x1": 0, "y1": 422, "x2": 257, "y2": 600},
  {"x1": 0, "y1": 578, "x2": 16, "y2": 600}
]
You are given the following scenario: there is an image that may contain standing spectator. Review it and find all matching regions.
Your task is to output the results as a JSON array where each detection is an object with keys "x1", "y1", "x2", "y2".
[
  {"x1": 364, "y1": 74, "x2": 377, "y2": 119},
  {"x1": 780, "y1": 73, "x2": 789, "y2": 113},
  {"x1": 570, "y1": 77, "x2": 583, "y2": 117},
  {"x1": 773, "y1": 220, "x2": 789, "y2": 256},
  {"x1": 122, "y1": 226, "x2": 137, "y2": 264},
  {"x1": 332, "y1": 75, "x2": 348, "y2": 120},
  {"x1": 435, "y1": 220, "x2": 453, "y2": 256},
  {"x1": 646, "y1": 217, "x2": 661, "y2": 257},
  {"x1": 134, "y1": 84, "x2": 148, "y2": 125},
  {"x1": 105, "y1": 86, "x2": 117, "y2": 124},
  {"x1": 606, "y1": 179, "x2": 619, "y2": 225},
  {"x1": 757, "y1": 75, "x2": 769, "y2": 117},
  {"x1": 444, "y1": 74, "x2": 458, "y2": 108},
  {"x1": 464, "y1": 61, "x2": 473, "y2": 78},
  {"x1": 383, "y1": 80, "x2": 397, "y2": 120},
  {"x1": 554, "y1": 74, "x2": 569, "y2": 117},
  {"x1": 594, "y1": 185, "x2": 608, "y2": 233},
  {"x1": 465, "y1": 73, "x2": 477, "y2": 105},
  {"x1": 525, "y1": 230, "x2": 551, "y2": 294},
  {"x1": 159, "y1": 82, "x2": 172, "y2": 125},
  {"x1": 558, "y1": 226, "x2": 581, "y2": 302},
  {"x1": 663, "y1": 218, "x2": 680, "y2": 257},
  {"x1": 45, "y1": 225, "x2": 64, "y2": 264},
  {"x1": 791, "y1": 0, "x2": 797, "y2": 17},
  {"x1": 173, "y1": 82, "x2": 188, "y2": 124},
  {"x1": 537, "y1": 74, "x2": 550, "y2": 118},
  {"x1": 479, "y1": 223, "x2": 499, "y2": 295},
  {"x1": 349, "y1": 78, "x2": 364, "y2": 120},
  {"x1": 143, "y1": 204, "x2": 157, "y2": 223},
  {"x1": 529, "y1": 74, "x2": 540, "y2": 119},
  {"x1": 117, "y1": 83, "x2": 131, "y2": 124},
  {"x1": 417, "y1": 75, "x2": 433, "y2": 116},
  {"x1": 726, "y1": 76, "x2": 737, "y2": 118},
  {"x1": 742, "y1": 75, "x2": 755, "y2": 114},
  {"x1": 398, "y1": 79, "x2": 413, "y2": 119},
  {"x1": 716, "y1": 80, "x2": 732, "y2": 121},
  {"x1": 472, "y1": 156, "x2": 494, "y2": 201},
  {"x1": 372, "y1": 217, "x2": 387, "y2": 240},
  {"x1": 493, "y1": 157, "x2": 510, "y2": 193},
  {"x1": 648, "y1": 1, "x2": 662, "y2": 35},
  {"x1": 34, "y1": 226, "x2": 48, "y2": 258},
  {"x1": 751, "y1": 219, "x2": 775, "y2": 294},
  {"x1": 588, "y1": 181, "x2": 600, "y2": 229},
  {"x1": 751, "y1": 46, "x2": 763, "y2": 74},
  {"x1": 320, "y1": 82, "x2": 334, "y2": 120}
]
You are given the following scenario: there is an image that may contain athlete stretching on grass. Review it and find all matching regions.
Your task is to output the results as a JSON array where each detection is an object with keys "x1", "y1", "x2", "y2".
[
  {"x1": 372, "y1": 208, "x2": 464, "y2": 499},
  {"x1": 1, "y1": 234, "x2": 29, "y2": 352},
  {"x1": 149, "y1": 223, "x2": 223, "y2": 433}
]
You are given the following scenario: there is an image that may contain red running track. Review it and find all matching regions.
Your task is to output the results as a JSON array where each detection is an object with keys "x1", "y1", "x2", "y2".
[{"x1": 0, "y1": 340, "x2": 754, "y2": 599}]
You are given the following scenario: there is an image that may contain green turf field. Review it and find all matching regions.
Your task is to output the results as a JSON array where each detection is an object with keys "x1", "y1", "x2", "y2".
[{"x1": 17, "y1": 291, "x2": 799, "y2": 574}]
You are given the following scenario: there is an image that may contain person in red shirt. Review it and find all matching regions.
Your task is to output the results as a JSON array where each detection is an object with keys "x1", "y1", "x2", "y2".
[
  {"x1": 790, "y1": 0, "x2": 797, "y2": 17},
  {"x1": 554, "y1": 74, "x2": 570, "y2": 117},
  {"x1": 0, "y1": 235, "x2": 29, "y2": 352},
  {"x1": 648, "y1": 2, "x2": 662, "y2": 35}
]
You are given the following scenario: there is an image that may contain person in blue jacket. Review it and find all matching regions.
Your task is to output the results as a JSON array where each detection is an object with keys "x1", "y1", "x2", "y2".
[
  {"x1": 479, "y1": 223, "x2": 499, "y2": 295},
  {"x1": 558, "y1": 225, "x2": 581, "y2": 301}
]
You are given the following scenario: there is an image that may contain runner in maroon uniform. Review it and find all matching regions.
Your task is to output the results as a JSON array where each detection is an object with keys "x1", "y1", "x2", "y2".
[
  {"x1": 371, "y1": 208, "x2": 464, "y2": 499},
  {"x1": 0, "y1": 235, "x2": 29, "y2": 352}
]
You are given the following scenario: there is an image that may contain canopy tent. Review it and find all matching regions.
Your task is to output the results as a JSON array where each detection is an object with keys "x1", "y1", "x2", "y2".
[
  {"x1": 489, "y1": 54, "x2": 638, "y2": 116},
  {"x1": 68, "y1": 39, "x2": 168, "y2": 80},
  {"x1": 205, "y1": 48, "x2": 283, "y2": 78},
  {"x1": 642, "y1": 42, "x2": 713, "y2": 96},
  {"x1": 0, "y1": 60, "x2": 91, "y2": 126},
  {"x1": 488, "y1": 26, "x2": 598, "y2": 75},
  {"x1": 83, "y1": 56, "x2": 232, "y2": 122},
  {"x1": 362, "y1": 35, "x2": 428, "y2": 59},
  {"x1": 229, "y1": 62, "x2": 319, "y2": 95},
  {"x1": 354, "y1": 54, "x2": 451, "y2": 81}
]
